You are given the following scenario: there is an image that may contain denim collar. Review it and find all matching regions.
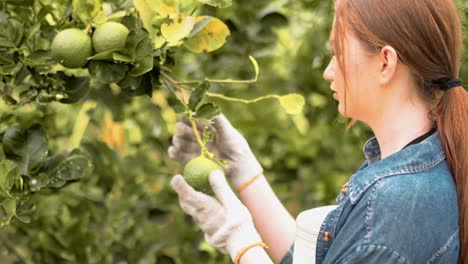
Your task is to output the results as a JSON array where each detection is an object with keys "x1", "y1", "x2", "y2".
[{"x1": 345, "y1": 131, "x2": 446, "y2": 205}]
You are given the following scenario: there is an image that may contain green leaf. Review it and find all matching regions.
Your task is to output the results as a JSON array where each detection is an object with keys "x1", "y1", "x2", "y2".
[
  {"x1": 196, "y1": 0, "x2": 231, "y2": 8},
  {"x1": 17, "y1": 89, "x2": 38, "y2": 106},
  {"x1": 0, "y1": 160, "x2": 18, "y2": 194},
  {"x1": 0, "y1": 17, "x2": 24, "y2": 48},
  {"x1": 36, "y1": 5, "x2": 55, "y2": 23},
  {"x1": 122, "y1": 29, "x2": 150, "y2": 60},
  {"x1": 0, "y1": 198, "x2": 16, "y2": 228},
  {"x1": 188, "y1": 82, "x2": 211, "y2": 110},
  {"x1": 128, "y1": 34, "x2": 154, "y2": 76},
  {"x1": 72, "y1": 0, "x2": 102, "y2": 24},
  {"x1": 133, "y1": 32, "x2": 153, "y2": 60},
  {"x1": 88, "y1": 61, "x2": 129, "y2": 83},
  {"x1": 87, "y1": 50, "x2": 122, "y2": 61},
  {"x1": 2, "y1": 0, "x2": 33, "y2": 5},
  {"x1": 258, "y1": 9, "x2": 288, "y2": 28},
  {"x1": 56, "y1": 73, "x2": 90, "y2": 104},
  {"x1": 195, "y1": 103, "x2": 220, "y2": 120},
  {"x1": 278, "y1": 94, "x2": 305, "y2": 115},
  {"x1": 14, "y1": 200, "x2": 34, "y2": 224},
  {"x1": 43, "y1": 149, "x2": 92, "y2": 188},
  {"x1": 113, "y1": 52, "x2": 134, "y2": 63},
  {"x1": 121, "y1": 74, "x2": 153, "y2": 97},
  {"x1": 22, "y1": 50, "x2": 55, "y2": 70},
  {"x1": 0, "y1": 53, "x2": 14, "y2": 65},
  {"x1": 183, "y1": 16, "x2": 230, "y2": 53},
  {"x1": 129, "y1": 56, "x2": 153, "y2": 77},
  {"x1": 2, "y1": 125, "x2": 48, "y2": 175},
  {"x1": 26, "y1": 172, "x2": 49, "y2": 192}
]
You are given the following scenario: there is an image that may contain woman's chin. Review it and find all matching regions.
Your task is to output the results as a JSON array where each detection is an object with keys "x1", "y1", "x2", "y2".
[{"x1": 337, "y1": 103, "x2": 346, "y2": 116}]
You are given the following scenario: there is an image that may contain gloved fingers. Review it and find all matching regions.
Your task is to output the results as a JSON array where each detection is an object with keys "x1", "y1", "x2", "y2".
[
  {"x1": 209, "y1": 170, "x2": 239, "y2": 208},
  {"x1": 212, "y1": 114, "x2": 239, "y2": 139},
  {"x1": 206, "y1": 222, "x2": 239, "y2": 247},
  {"x1": 171, "y1": 174, "x2": 213, "y2": 212},
  {"x1": 204, "y1": 233, "x2": 229, "y2": 254},
  {"x1": 172, "y1": 136, "x2": 200, "y2": 153},
  {"x1": 176, "y1": 122, "x2": 214, "y2": 140},
  {"x1": 196, "y1": 207, "x2": 226, "y2": 234},
  {"x1": 175, "y1": 122, "x2": 198, "y2": 141},
  {"x1": 168, "y1": 146, "x2": 197, "y2": 164},
  {"x1": 181, "y1": 116, "x2": 212, "y2": 128}
]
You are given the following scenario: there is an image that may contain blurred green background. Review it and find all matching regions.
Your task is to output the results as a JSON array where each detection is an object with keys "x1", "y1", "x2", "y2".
[{"x1": 0, "y1": 0, "x2": 467, "y2": 263}]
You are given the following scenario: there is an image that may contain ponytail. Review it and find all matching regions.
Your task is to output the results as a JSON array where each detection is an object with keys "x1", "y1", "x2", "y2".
[{"x1": 437, "y1": 86, "x2": 468, "y2": 264}]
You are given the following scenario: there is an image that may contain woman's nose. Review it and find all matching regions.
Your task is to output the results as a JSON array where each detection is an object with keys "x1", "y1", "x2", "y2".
[{"x1": 323, "y1": 59, "x2": 334, "y2": 82}]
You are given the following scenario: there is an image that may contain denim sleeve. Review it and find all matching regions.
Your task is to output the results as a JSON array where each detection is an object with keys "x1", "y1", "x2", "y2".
[{"x1": 279, "y1": 243, "x2": 294, "y2": 264}]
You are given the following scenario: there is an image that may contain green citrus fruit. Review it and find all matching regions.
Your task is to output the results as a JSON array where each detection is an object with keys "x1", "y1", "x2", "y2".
[
  {"x1": 50, "y1": 28, "x2": 92, "y2": 68},
  {"x1": 92, "y1": 22, "x2": 129, "y2": 53},
  {"x1": 183, "y1": 156, "x2": 222, "y2": 193}
]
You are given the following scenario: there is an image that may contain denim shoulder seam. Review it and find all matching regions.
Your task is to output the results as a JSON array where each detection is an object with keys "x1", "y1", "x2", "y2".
[
  {"x1": 394, "y1": 150, "x2": 445, "y2": 175},
  {"x1": 349, "y1": 151, "x2": 445, "y2": 205},
  {"x1": 425, "y1": 228, "x2": 459, "y2": 263},
  {"x1": 364, "y1": 178, "x2": 385, "y2": 244}
]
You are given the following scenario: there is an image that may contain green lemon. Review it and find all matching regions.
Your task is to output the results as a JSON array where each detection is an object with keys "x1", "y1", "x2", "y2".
[
  {"x1": 92, "y1": 22, "x2": 129, "y2": 53},
  {"x1": 183, "y1": 156, "x2": 223, "y2": 193},
  {"x1": 50, "y1": 28, "x2": 92, "y2": 68}
]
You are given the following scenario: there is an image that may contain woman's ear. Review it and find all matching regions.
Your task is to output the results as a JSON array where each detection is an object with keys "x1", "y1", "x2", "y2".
[{"x1": 379, "y1": 46, "x2": 398, "y2": 85}]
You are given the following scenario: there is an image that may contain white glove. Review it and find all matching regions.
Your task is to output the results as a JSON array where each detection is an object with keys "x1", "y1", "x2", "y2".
[
  {"x1": 171, "y1": 170, "x2": 264, "y2": 261},
  {"x1": 168, "y1": 114, "x2": 263, "y2": 189}
]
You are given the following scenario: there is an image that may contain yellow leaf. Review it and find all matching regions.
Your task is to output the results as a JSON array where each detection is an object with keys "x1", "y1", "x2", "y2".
[
  {"x1": 183, "y1": 16, "x2": 230, "y2": 53},
  {"x1": 292, "y1": 112, "x2": 310, "y2": 135},
  {"x1": 145, "y1": 0, "x2": 178, "y2": 17},
  {"x1": 133, "y1": 0, "x2": 157, "y2": 33},
  {"x1": 278, "y1": 94, "x2": 305, "y2": 115},
  {"x1": 133, "y1": 0, "x2": 168, "y2": 49},
  {"x1": 161, "y1": 14, "x2": 196, "y2": 43}
]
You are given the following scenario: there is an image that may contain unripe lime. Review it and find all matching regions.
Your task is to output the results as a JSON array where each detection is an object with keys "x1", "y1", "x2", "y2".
[
  {"x1": 51, "y1": 28, "x2": 92, "y2": 68},
  {"x1": 92, "y1": 22, "x2": 129, "y2": 53},
  {"x1": 183, "y1": 156, "x2": 222, "y2": 193}
]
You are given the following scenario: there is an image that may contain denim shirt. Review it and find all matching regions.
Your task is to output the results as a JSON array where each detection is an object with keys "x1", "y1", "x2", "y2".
[{"x1": 280, "y1": 132, "x2": 460, "y2": 263}]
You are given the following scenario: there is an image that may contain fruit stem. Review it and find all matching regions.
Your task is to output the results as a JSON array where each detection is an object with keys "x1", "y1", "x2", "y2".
[
  {"x1": 188, "y1": 114, "x2": 209, "y2": 156},
  {"x1": 160, "y1": 71, "x2": 211, "y2": 157},
  {"x1": 206, "y1": 92, "x2": 280, "y2": 104},
  {"x1": 176, "y1": 78, "x2": 256, "y2": 85}
]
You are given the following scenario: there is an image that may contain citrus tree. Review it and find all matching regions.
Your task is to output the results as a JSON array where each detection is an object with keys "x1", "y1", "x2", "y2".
[{"x1": 0, "y1": 0, "x2": 305, "y2": 263}]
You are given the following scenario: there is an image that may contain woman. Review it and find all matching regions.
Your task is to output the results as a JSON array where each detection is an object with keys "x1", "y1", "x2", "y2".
[{"x1": 169, "y1": 0, "x2": 467, "y2": 263}]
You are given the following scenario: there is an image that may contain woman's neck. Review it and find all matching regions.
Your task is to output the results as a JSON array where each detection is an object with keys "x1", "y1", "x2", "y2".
[{"x1": 368, "y1": 100, "x2": 434, "y2": 159}]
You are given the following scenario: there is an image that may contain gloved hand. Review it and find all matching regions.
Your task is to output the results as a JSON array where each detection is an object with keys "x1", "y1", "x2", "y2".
[
  {"x1": 168, "y1": 114, "x2": 263, "y2": 189},
  {"x1": 171, "y1": 170, "x2": 265, "y2": 261}
]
